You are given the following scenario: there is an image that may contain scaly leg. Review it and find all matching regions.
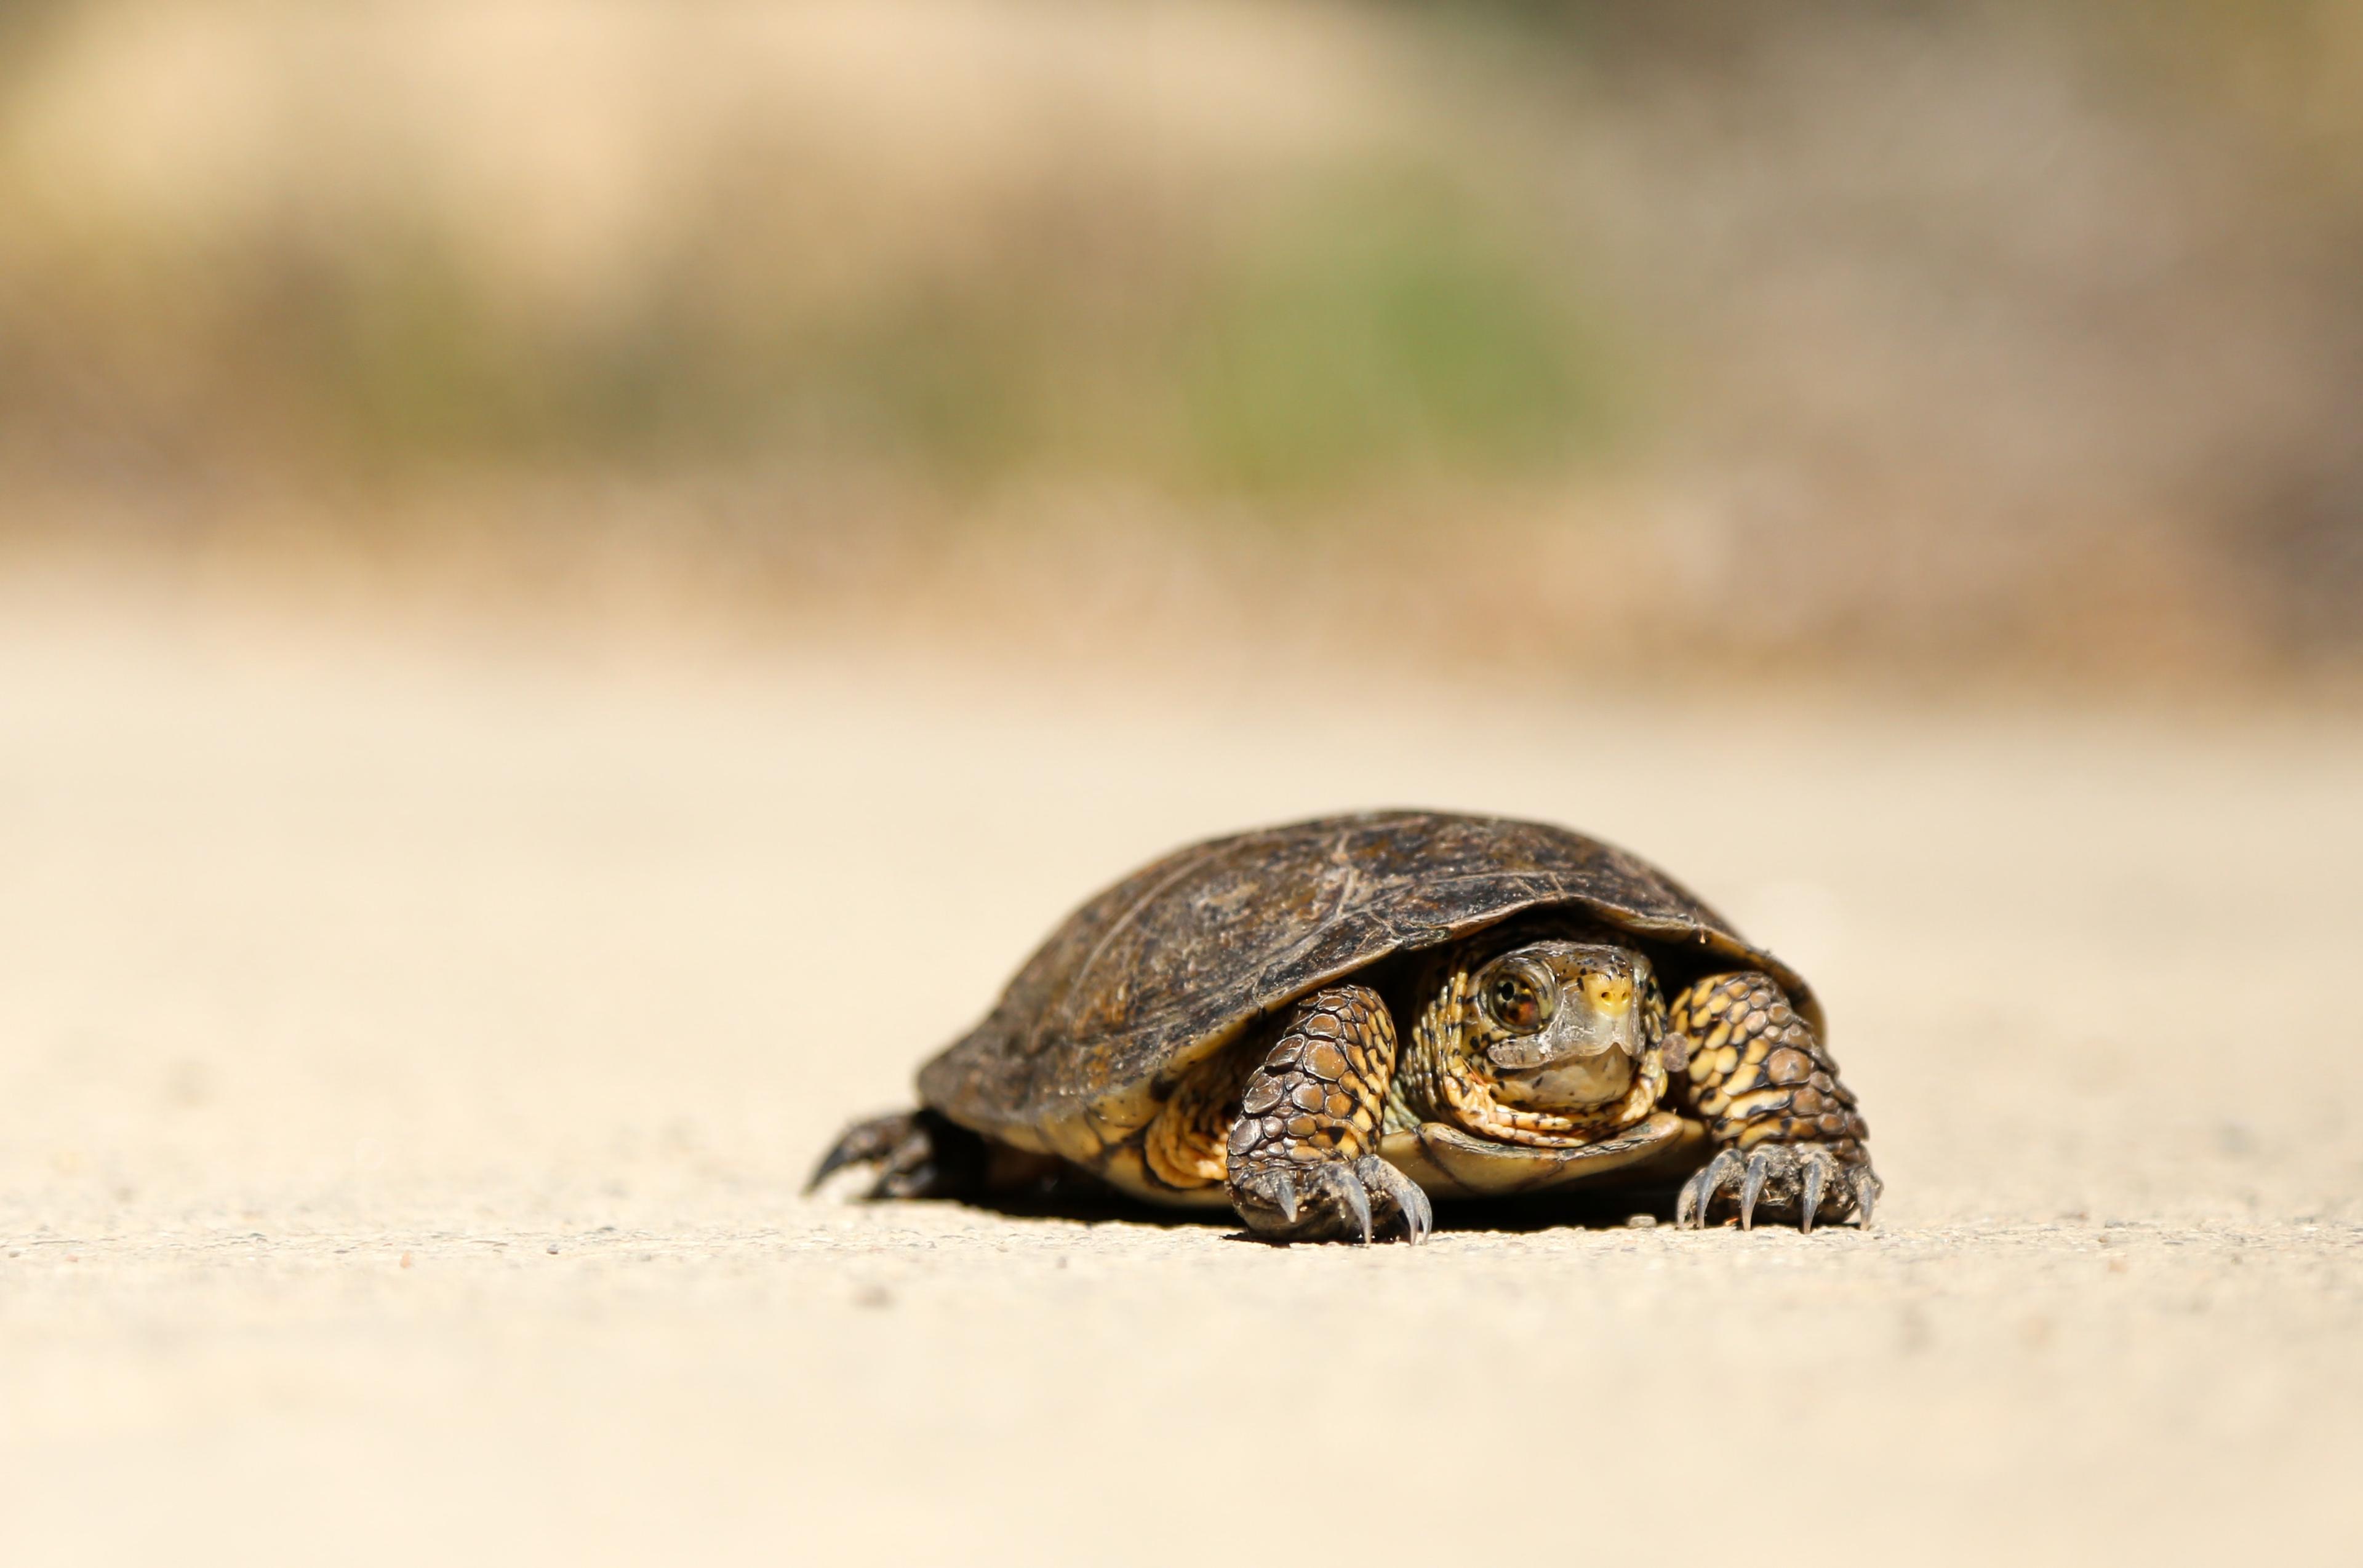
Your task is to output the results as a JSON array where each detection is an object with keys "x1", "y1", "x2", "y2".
[
  {"x1": 1666, "y1": 972, "x2": 1880, "y2": 1231},
  {"x1": 807, "y1": 1107, "x2": 986, "y2": 1200},
  {"x1": 1226, "y1": 985, "x2": 1433, "y2": 1244}
]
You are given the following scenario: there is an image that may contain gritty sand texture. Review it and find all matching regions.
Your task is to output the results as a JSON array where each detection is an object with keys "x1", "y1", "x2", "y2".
[{"x1": 3, "y1": 602, "x2": 2359, "y2": 1565}]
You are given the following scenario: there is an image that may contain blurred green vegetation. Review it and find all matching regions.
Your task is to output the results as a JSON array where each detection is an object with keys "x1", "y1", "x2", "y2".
[
  {"x1": 1178, "y1": 182, "x2": 1625, "y2": 494},
  {"x1": 14, "y1": 167, "x2": 1623, "y2": 498}
]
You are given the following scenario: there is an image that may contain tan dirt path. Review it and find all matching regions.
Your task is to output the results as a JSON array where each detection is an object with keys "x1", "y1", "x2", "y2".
[{"x1": 2, "y1": 599, "x2": 2359, "y2": 1564}]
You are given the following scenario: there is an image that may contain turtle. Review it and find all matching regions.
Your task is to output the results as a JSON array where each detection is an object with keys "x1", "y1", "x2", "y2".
[{"x1": 811, "y1": 810, "x2": 1877, "y2": 1244}]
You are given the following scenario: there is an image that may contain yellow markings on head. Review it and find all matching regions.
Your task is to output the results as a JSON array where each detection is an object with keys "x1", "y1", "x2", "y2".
[{"x1": 1580, "y1": 968, "x2": 1636, "y2": 1012}]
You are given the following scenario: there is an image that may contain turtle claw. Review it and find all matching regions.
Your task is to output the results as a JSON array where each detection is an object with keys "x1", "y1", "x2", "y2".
[
  {"x1": 1231, "y1": 1167, "x2": 1303, "y2": 1235},
  {"x1": 1355, "y1": 1154, "x2": 1433, "y2": 1245},
  {"x1": 1737, "y1": 1150, "x2": 1772, "y2": 1230},
  {"x1": 1329, "y1": 1165, "x2": 1374, "y2": 1245},
  {"x1": 1233, "y1": 1156, "x2": 1431, "y2": 1246},
  {"x1": 807, "y1": 1111, "x2": 912, "y2": 1193},
  {"x1": 1679, "y1": 1143, "x2": 1877, "y2": 1232},
  {"x1": 1850, "y1": 1162, "x2": 1882, "y2": 1228},
  {"x1": 1799, "y1": 1148, "x2": 1829, "y2": 1234},
  {"x1": 1266, "y1": 1172, "x2": 1300, "y2": 1227},
  {"x1": 873, "y1": 1124, "x2": 946, "y2": 1199},
  {"x1": 807, "y1": 1109, "x2": 982, "y2": 1201},
  {"x1": 1676, "y1": 1148, "x2": 1746, "y2": 1228}
]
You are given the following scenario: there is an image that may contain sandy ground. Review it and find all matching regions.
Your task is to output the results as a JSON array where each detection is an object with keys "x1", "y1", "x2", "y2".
[{"x1": 2, "y1": 589, "x2": 2359, "y2": 1566}]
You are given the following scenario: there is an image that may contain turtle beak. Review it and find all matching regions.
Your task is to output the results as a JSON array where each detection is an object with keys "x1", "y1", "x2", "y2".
[
  {"x1": 1485, "y1": 969, "x2": 1641, "y2": 1069},
  {"x1": 1534, "y1": 982, "x2": 1639, "y2": 1062}
]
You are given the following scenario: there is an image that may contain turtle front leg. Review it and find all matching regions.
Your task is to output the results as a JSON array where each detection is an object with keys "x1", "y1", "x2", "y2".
[
  {"x1": 1225, "y1": 985, "x2": 1434, "y2": 1245},
  {"x1": 1665, "y1": 973, "x2": 1880, "y2": 1231}
]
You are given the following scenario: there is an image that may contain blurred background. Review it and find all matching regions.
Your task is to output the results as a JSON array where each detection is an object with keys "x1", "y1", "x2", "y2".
[
  {"x1": 4, "y1": 0, "x2": 2358, "y2": 691},
  {"x1": 7, "y1": 7, "x2": 2363, "y2": 1565}
]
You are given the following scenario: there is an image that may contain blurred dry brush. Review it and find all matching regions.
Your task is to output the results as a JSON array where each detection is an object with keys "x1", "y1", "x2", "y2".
[{"x1": 2, "y1": 0, "x2": 2359, "y2": 692}]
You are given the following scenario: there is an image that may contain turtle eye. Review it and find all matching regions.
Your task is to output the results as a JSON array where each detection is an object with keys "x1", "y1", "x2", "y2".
[{"x1": 1478, "y1": 958, "x2": 1555, "y2": 1033}]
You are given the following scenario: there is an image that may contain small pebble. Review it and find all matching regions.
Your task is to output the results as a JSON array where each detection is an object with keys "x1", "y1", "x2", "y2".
[
  {"x1": 1626, "y1": 1214, "x2": 1658, "y2": 1230},
  {"x1": 546, "y1": 1243, "x2": 560, "y2": 1255},
  {"x1": 398, "y1": 1252, "x2": 414, "y2": 1268}
]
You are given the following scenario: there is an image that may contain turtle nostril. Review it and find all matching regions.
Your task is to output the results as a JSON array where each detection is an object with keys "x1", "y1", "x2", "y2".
[{"x1": 1584, "y1": 974, "x2": 1634, "y2": 1011}]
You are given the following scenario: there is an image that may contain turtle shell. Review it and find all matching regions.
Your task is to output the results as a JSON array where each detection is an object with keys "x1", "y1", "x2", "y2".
[{"x1": 917, "y1": 810, "x2": 1819, "y2": 1161}]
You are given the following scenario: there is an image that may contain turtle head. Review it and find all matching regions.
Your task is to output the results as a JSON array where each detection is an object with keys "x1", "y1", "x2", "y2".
[{"x1": 1468, "y1": 941, "x2": 1655, "y2": 1110}]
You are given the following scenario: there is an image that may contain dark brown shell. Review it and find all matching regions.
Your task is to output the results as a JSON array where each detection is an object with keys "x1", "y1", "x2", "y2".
[{"x1": 918, "y1": 810, "x2": 1819, "y2": 1151}]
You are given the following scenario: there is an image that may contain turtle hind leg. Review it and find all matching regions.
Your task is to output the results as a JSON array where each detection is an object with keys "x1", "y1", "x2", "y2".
[
  {"x1": 1225, "y1": 985, "x2": 1433, "y2": 1245},
  {"x1": 807, "y1": 1107, "x2": 986, "y2": 1201}
]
